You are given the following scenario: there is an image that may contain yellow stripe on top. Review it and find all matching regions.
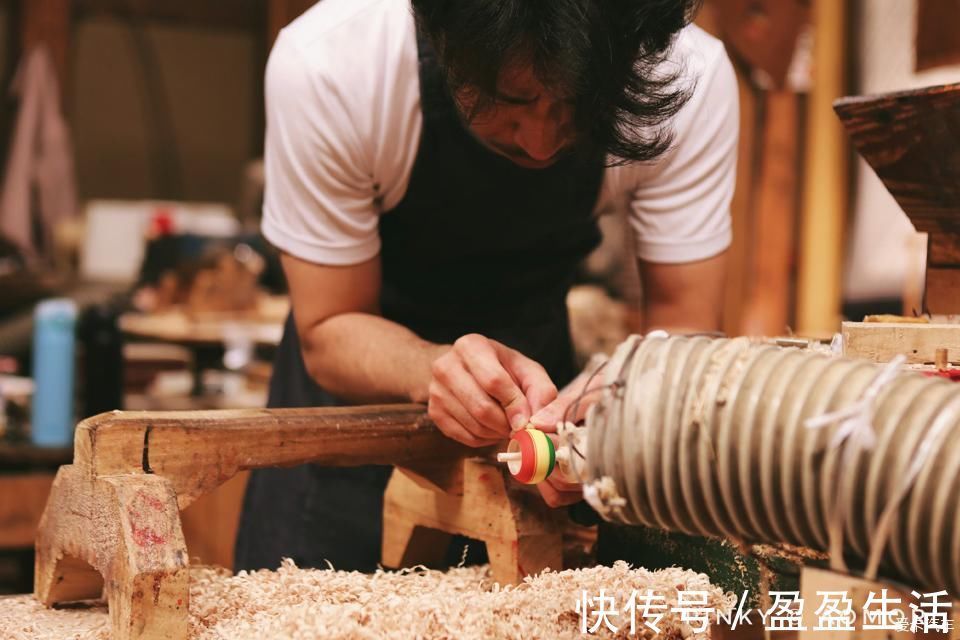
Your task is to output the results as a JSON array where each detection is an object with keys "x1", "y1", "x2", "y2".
[{"x1": 529, "y1": 429, "x2": 553, "y2": 484}]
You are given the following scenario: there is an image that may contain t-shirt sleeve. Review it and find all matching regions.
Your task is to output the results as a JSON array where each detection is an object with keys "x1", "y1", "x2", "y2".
[
  {"x1": 628, "y1": 42, "x2": 739, "y2": 264},
  {"x1": 260, "y1": 33, "x2": 379, "y2": 265}
]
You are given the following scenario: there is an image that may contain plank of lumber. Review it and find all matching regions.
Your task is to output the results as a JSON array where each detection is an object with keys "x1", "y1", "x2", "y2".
[
  {"x1": 834, "y1": 84, "x2": 960, "y2": 256},
  {"x1": 797, "y1": 0, "x2": 847, "y2": 335},
  {"x1": 73, "y1": 405, "x2": 478, "y2": 509},
  {"x1": 842, "y1": 321, "x2": 960, "y2": 364},
  {"x1": 0, "y1": 473, "x2": 54, "y2": 548},
  {"x1": 799, "y1": 566, "x2": 960, "y2": 640},
  {"x1": 382, "y1": 461, "x2": 563, "y2": 586}
]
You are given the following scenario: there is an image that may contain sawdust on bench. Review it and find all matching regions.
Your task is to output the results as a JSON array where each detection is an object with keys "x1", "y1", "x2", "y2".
[{"x1": 1, "y1": 560, "x2": 734, "y2": 639}]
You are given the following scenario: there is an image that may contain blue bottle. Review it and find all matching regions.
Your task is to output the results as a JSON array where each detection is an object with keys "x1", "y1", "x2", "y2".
[{"x1": 31, "y1": 298, "x2": 78, "y2": 447}]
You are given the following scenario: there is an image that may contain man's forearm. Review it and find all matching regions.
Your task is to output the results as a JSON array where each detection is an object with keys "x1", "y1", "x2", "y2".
[
  {"x1": 300, "y1": 312, "x2": 448, "y2": 404},
  {"x1": 639, "y1": 253, "x2": 728, "y2": 334},
  {"x1": 643, "y1": 299, "x2": 722, "y2": 333}
]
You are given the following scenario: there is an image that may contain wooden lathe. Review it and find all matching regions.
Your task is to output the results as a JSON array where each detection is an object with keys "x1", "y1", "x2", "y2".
[{"x1": 33, "y1": 406, "x2": 564, "y2": 640}]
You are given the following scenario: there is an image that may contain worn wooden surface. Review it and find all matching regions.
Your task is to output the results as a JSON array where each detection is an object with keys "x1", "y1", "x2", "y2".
[
  {"x1": 35, "y1": 466, "x2": 189, "y2": 640},
  {"x1": 843, "y1": 321, "x2": 960, "y2": 364},
  {"x1": 382, "y1": 461, "x2": 564, "y2": 586},
  {"x1": 74, "y1": 405, "x2": 478, "y2": 509},
  {"x1": 797, "y1": 0, "x2": 847, "y2": 336},
  {"x1": 36, "y1": 404, "x2": 489, "y2": 640},
  {"x1": 799, "y1": 567, "x2": 960, "y2": 640},
  {"x1": 835, "y1": 83, "x2": 960, "y2": 315},
  {"x1": 835, "y1": 83, "x2": 960, "y2": 242}
]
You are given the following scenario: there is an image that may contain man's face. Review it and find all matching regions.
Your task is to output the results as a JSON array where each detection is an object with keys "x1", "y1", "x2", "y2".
[{"x1": 456, "y1": 64, "x2": 577, "y2": 169}]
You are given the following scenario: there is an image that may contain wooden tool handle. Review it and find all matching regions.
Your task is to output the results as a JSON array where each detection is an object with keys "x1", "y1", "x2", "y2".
[{"x1": 74, "y1": 404, "x2": 477, "y2": 508}]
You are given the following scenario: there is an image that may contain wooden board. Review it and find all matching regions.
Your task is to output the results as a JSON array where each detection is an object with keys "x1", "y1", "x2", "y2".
[
  {"x1": 382, "y1": 461, "x2": 563, "y2": 586},
  {"x1": 800, "y1": 567, "x2": 960, "y2": 640},
  {"x1": 835, "y1": 83, "x2": 960, "y2": 242},
  {"x1": 835, "y1": 83, "x2": 960, "y2": 314},
  {"x1": 34, "y1": 404, "x2": 483, "y2": 640},
  {"x1": 73, "y1": 405, "x2": 480, "y2": 509},
  {"x1": 843, "y1": 321, "x2": 960, "y2": 364}
]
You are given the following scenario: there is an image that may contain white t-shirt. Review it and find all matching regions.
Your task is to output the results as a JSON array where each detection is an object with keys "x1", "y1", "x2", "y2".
[{"x1": 261, "y1": 0, "x2": 739, "y2": 267}]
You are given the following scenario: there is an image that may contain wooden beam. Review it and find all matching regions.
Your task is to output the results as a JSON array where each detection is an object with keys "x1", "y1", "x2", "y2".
[
  {"x1": 842, "y1": 321, "x2": 960, "y2": 364},
  {"x1": 73, "y1": 405, "x2": 479, "y2": 509},
  {"x1": 382, "y1": 461, "x2": 563, "y2": 586},
  {"x1": 35, "y1": 403, "x2": 483, "y2": 640},
  {"x1": 796, "y1": 0, "x2": 847, "y2": 336},
  {"x1": 835, "y1": 83, "x2": 960, "y2": 315}
]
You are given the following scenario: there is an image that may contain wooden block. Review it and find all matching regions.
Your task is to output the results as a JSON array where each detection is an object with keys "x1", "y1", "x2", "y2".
[
  {"x1": 34, "y1": 405, "x2": 485, "y2": 640},
  {"x1": 34, "y1": 466, "x2": 189, "y2": 640},
  {"x1": 0, "y1": 473, "x2": 54, "y2": 548},
  {"x1": 382, "y1": 460, "x2": 563, "y2": 586},
  {"x1": 799, "y1": 567, "x2": 960, "y2": 640},
  {"x1": 842, "y1": 321, "x2": 960, "y2": 364},
  {"x1": 835, "y1": 84, "x2": 960, "y2": 263},
  {"x1": 72, "y1": 405, "x2": 480, "y2": 509}
]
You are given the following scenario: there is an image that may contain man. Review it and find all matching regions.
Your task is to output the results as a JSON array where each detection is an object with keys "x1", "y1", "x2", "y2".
[{"x1": 235, "y1": 0, "x2": 738, "y2": 572}]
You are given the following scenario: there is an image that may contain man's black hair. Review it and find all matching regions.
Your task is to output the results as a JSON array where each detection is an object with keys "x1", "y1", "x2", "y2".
[{"x1": 411, "y1": 0, "x2": 702, "y2": 165}]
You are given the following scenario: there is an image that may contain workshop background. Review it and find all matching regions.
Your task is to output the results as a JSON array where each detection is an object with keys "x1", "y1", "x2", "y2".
[{"x1": 0, "y1": 0, "x2": 958, "y2": 597}]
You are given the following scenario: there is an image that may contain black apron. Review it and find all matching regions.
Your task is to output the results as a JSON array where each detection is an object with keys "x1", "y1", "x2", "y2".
[{"x1": 234, "y1": 30, "x2": 605, "y2": 573}]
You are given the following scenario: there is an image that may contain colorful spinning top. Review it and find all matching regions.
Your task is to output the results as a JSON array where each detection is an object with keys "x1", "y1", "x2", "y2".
[{"x1": 497, "y1": 427, "x2": 555, "y2": 484}]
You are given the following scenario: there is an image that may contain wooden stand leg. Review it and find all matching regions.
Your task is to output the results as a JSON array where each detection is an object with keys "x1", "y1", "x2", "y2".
[
  {"x1": 382, "y1": 459, "x2": 564, "y2": 584},
  {"x1": 381, "y1": 511, "x2": 453, "y2": 569},
  {"x1": 34, "y1": 465, "x2": 190, "y2": 640}
]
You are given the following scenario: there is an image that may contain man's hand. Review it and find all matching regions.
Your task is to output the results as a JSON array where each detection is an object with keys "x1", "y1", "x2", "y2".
[
  {"x1": 528, "y1": 354, "x2": 608, "y2": 431},
  {"x1": 537, "y1": 474, "x2": 584, "y2": 507},
  {"x1": 537, "y1": 432, "x2": 584, "y2": 507},
  {"x1": 428, "y1": 334, "x2": 557, "y2": 447}
]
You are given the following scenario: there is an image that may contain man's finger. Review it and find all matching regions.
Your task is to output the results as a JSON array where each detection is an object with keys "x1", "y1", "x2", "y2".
[
  {"x1": 428, "y1": 402, "x2": 502, "y2": 448},
  {"x1": 430, "y1": 379, "x2": 506, "y2": 441},
  {"x1": 530, "y1": 370, "x2": 607, "y2": 428},
  {"x1": 457, "y1": 336, "x2": 531, "y2": 429},
  {"x1": 536, "y1": 476, "x2": 583, "y2": 508},
  {"x1": 494, "y1": 342, "x2": 557, "y2": 415},
  {"x1": 528, "y1": 395, "x2": 569, "y2": 431}
]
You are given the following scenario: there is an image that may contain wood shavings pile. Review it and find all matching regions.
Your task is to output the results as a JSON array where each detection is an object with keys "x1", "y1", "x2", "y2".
[{"x1": 1, "y1": 561, "x2": 734, "y2": 639}]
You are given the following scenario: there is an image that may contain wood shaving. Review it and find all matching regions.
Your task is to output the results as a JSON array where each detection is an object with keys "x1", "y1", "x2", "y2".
[{"x1": 1, "y1": 561, "x2": 734, "y2": 639}]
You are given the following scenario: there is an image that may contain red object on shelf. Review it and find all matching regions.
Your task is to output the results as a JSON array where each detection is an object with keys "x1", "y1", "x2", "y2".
[
  {"x1": 923, "y1": 369, "x2": 960, "y2": 381},
  {"x1": 148, "y1": 208, "x2": 175, "y2": 237}
]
